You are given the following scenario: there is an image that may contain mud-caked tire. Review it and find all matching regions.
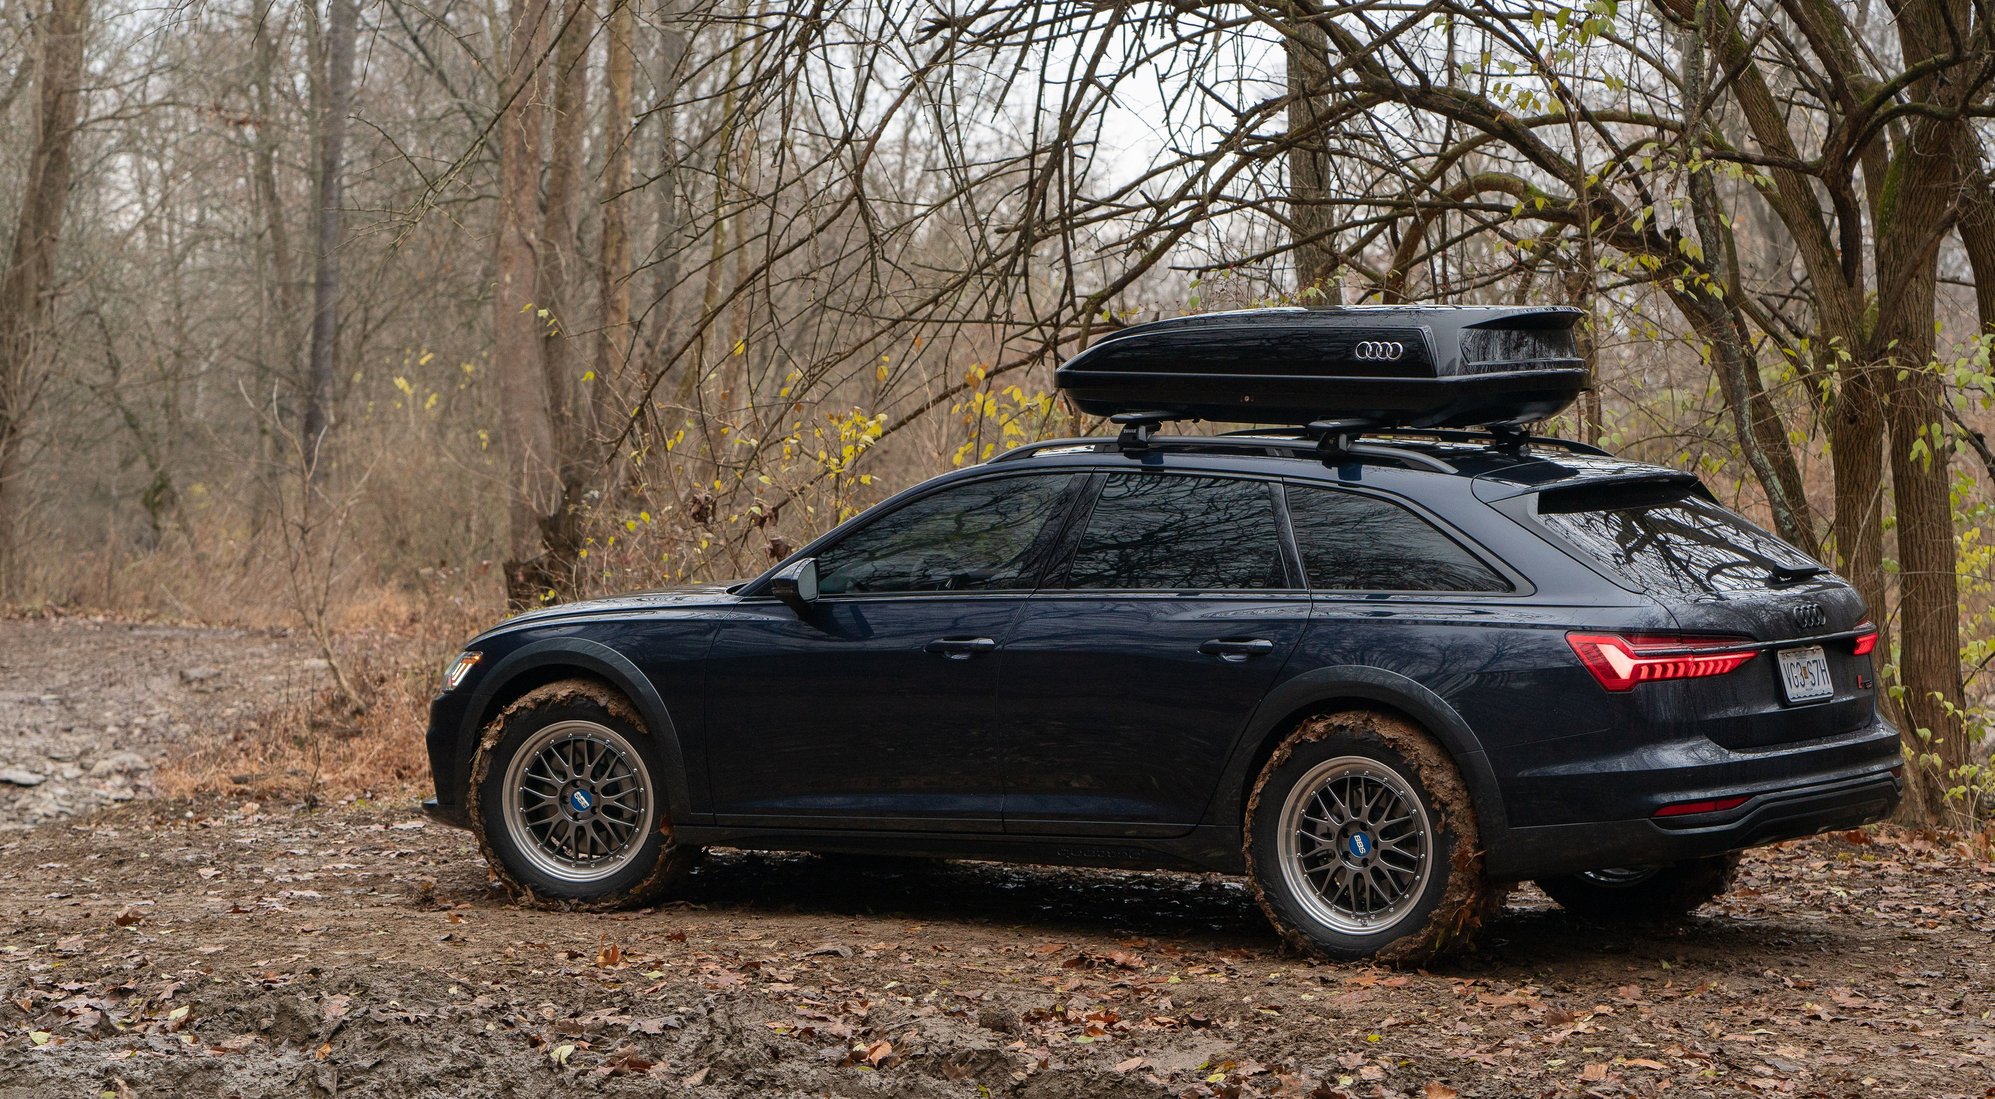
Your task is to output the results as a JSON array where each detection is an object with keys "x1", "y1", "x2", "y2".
[
  {"x1": 1245, "y1": 711, "x2": 1492, "y2": 964},
  {"x1": 467, "y1": 679, "x2": 699, "y2": 908},
  {"x1": 1536, "y1": 855, "x2": 1739, "y2": 922}
]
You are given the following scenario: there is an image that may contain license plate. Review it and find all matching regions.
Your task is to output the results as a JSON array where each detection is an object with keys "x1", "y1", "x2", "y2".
[{"x1": 1777, "y1": 645, "x2": 1833, "y2": 704}]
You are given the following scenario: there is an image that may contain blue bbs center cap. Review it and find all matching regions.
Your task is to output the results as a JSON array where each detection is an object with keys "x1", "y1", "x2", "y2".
[
  {"x1": 1347, "y1": 833, "x2": 1372, "y2": 858},
  {"x1": 569, "y1": 789, "x2": 594, "y2": 813}
]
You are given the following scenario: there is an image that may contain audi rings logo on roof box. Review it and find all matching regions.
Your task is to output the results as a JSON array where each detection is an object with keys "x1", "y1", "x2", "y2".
[
  {"x1": 1354, "y1": 340, "x2": 1405, "y2": 361},
  {"x1": 1794, "y1": 602, "x2": 1827, "y2": 630}
]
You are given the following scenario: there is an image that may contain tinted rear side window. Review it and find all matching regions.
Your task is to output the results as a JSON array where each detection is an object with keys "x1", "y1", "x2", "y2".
[
  {"x1": 1285, "y1": 486, "x2": 1508, "y2": 592},
  {"x1": 1066, "y1": 473, "x2": 1287, "y2": 590},
  {"x1": 1536, "y1": 483, "x2": 1818, "y2": 599}
]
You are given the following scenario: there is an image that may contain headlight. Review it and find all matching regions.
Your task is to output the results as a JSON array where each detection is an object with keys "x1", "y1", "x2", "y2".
[{"x1": 442, "y1": 651, "x2": 483, "y2": 691}]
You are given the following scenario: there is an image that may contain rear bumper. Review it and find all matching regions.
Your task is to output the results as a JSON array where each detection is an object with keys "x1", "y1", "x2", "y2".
[{"x1": 1485, "y1": 764, "x2": 1900, "y2": 880}]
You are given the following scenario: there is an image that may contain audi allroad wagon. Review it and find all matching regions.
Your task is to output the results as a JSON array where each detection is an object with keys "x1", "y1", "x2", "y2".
[{"x1": 423, "y1": 306, "x2": 1900, "y2": 961}]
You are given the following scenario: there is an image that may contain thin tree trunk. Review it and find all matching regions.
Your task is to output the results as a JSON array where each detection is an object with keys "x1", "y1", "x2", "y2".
[
  {"x1": 301, "y1": 0, "x2": 359, "y2": 474},
  {"x1": 251, "y1": 3, "x2": 301, "y2": 372},
  {"x1": 1829, "y1": 363, "x2": 1888, "y2": 620},
  {"x1": 0, "y1": 0, "x2": 91, "y2": 595},
  {"x1": 497, "y1": 0, "x2": 556, "y2": 606},
  {"x1": 1283, "y1": 2, "x2": 1338, "y2": 295},
  {"x1": 533, "y1": 0, "x2": 592, "y2": 580},
  {"x1": 1680, "y1": 4, "x2": 1815, "y2": 554},
  {"x1": 644, "y1": 2, "x2": 689, "y2": 330},
  {"x1": 594, "y1": 0, "x2": 635, "y2": 470}
]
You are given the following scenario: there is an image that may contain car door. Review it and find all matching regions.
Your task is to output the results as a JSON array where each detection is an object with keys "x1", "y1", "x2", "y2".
[
  {"x1": 702, "y1": 470, "x2": 1084, "y2": 831},
  {"x1": 997, "y1": 470, "x2": 1311, "y2": 836}
]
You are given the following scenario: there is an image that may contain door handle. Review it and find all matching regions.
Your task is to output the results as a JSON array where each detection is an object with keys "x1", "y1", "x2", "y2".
[
  {"x1": 1199, "y1": 637, "x2": 1275, "y2": 660},
  {"x1": 925, "y1": 636, "x2": 998, "y2": 659}
]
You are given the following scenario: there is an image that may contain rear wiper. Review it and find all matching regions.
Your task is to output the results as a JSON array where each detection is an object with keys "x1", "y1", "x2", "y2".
[{"x1": 1766, "y1": 562, "x2": 1827, "y2": 584}]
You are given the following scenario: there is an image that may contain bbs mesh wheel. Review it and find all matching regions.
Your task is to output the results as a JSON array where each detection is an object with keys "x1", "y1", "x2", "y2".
[
  {"x1": 468, "y1": 680, "x2": 698, "y2": 907},
  {"x1": 1245, "y1": 711, "x2": 1494, "y2": 964}
]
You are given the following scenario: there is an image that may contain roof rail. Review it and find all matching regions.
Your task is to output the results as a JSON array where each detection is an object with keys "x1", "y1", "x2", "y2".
[
  {"x1": 985, "y1": 432, "x2": 1457, "y2": 473},
  {"x1": 1217, "y1": 424, "x2": 1608, "y2": 458}
]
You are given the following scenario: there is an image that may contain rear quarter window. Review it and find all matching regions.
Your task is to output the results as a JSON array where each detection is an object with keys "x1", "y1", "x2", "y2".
[
  {"x1": 1535, "y1": 482, "x2": 1819, "y2": 599},
  {"x1": 1284, "y1": 485, "x2": 1509, "y2": 593}
]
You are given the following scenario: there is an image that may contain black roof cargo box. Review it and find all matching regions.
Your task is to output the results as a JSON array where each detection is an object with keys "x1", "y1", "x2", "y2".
[{"x1": 1055, "y1": 305, "x2": 1587, "y2": 428}]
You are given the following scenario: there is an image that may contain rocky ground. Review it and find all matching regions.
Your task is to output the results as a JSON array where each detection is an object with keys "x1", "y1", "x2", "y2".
[
  {"x1": 0, "y1": 615, "x2": 316, "y2": 828},
  {"x1": 1, "y1": 618, "x2": 1992, "y2": 1098}
]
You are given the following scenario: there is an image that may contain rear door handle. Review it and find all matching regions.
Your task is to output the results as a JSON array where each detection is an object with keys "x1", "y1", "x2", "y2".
[
  {"x1": 926, "y1": 636, "x2": 998, "y2": 659},
  {"x1": 1199, "y1": 637, "x2": 1276, "y2": 660}
]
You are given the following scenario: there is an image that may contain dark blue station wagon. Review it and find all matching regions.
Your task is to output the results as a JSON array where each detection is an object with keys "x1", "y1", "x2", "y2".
[{"x1": 425, "y1": 308, "x2": 1901, "y2": 962}]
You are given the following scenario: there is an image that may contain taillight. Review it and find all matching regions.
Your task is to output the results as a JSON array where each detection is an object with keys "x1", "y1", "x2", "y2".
[
  {"x1": 1851, "y1": 622, "x2": 1878, "y2": 657},
  {"x1": 1565, "y1": 632, "x2": 1758, "y2": 692}
]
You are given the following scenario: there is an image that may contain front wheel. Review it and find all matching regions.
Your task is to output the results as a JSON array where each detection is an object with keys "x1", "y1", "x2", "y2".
[
  {"x1": 1536, "y1": 855, "x2": 1739, "y2": 921},
  {"x1": 1245, "y1": 711, "x2": 1493, "y2": 964},
  {"x1": 468, "y1": 680, "x2": 698, "y2": 907}
]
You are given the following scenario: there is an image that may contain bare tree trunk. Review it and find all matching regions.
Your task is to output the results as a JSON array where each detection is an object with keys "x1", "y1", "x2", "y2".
[
  {"x1": 1876, "y1": 113, "x2": 1972, "y2": 821},
  {"x1": 0, "y1": 0, "x2": 90, "y2": 595},
  {"x1": 251, "y1": 3, "x2": 301, "y2": 374},
  {"x1": 594, "y1": 0, "x2": 635, "y2": 466},
  {"x1": 634, "y1": 2, "x2": 690, "y2": 407},
  {"x1": 301, "y1": 0, "x2": 359, "y2": 474},
  {"x1": 1679, "y1": 6, "x2": 1815, "y2": 554},
  {"x1": 496, "y1": 0, "x2": 556, "y2": 607},
  {"x1": 532, "y1": 0, "x2": 592, "y2": 577},
  {"x1": 1282, "y1": 3, "x2": 1338, "y2": 295}
]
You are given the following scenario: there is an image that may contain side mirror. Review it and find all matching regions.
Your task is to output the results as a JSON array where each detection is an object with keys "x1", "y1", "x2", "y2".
[{"x1": 768, "y1": 557, "x2": 820, "y2": 615}]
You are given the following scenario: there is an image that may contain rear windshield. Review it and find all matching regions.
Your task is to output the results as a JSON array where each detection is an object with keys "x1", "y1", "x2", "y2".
[{"x1": 1535, "y1": 482, "x2": 1820, "y2": 599}]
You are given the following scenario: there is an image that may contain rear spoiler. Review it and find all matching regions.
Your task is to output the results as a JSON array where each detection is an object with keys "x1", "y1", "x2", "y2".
[{"x1": 1473, "y1": 465, "x2": 1704, "y2": 505}]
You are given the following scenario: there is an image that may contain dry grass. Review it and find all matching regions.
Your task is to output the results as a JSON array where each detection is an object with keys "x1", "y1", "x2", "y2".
[
  {"x1": 152, "y1": 588, "x2": 492, "y2": 805},
  {"x1": 152, "y1": 644, "x2": 425, "y2": 804}
]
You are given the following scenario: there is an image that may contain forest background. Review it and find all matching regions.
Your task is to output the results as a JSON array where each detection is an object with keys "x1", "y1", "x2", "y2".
[{"x1": 1, "y1": 0, "x2": 1992, "y2": 826}]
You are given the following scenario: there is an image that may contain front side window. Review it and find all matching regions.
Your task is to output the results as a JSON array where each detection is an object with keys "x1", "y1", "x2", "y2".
[
  {"x1": 1286, "y1": 485, "x2": 1509, "y2": 593},
  {"x1": 813, "y1": 474, "x2": 1075, "y2": 594},
  {"x1": 1065, "y1": 473, "x2": 1287, "y2": 590}
]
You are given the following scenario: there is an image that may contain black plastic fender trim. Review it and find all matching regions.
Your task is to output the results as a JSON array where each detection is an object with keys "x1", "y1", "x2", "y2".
[
  {"x1": 1203, "y1": 664, "x2": 1508, "y2": 849},
  {"x1": 457, "y1": 637, "x2": 706, "y2": 826}
]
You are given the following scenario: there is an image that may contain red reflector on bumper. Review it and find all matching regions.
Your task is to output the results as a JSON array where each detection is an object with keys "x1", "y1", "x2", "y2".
[
  {"x1": 1654, "y1": 795, "x2": 1750, "y2": 818},
  {"x1": 1851, "y1": 623, "x2": 1878, "y2": 656}
]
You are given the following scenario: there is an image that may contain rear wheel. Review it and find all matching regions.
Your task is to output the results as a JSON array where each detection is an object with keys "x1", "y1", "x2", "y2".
[
  {"x1": 1536, "y1": 855, "x2": 1739, "y2": 921},
  {"x1": 468, "y1": 680, "x2": 698, "y2": 907},
  {"x1": 1245, "y1": 712, "x2": 1493, "y2": 964}
]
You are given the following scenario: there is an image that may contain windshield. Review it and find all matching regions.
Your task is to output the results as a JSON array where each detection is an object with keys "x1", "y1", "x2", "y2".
[{"x1": 1536, "y1": 482, "x2": 1821, "y2": 599}]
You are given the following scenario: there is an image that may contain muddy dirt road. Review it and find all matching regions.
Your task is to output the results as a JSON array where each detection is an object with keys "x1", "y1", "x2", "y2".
[{"x1": 1, "y1": 619, "x2": 1992, "y2": 1098}]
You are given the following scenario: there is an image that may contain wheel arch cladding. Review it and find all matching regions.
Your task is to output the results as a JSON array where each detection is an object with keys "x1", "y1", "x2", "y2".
[
  {"x1": 460, "y1": 637, "x2": 696, "y2": 822},
  {"x1": 1213, "y1": 665, "x2": 1507, "y2": 842}
]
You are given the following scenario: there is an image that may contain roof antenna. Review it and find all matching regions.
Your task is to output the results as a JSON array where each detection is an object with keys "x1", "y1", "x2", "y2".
[{"x1": 1111, "y1": 411, "x2": 1172, "y2": 454}]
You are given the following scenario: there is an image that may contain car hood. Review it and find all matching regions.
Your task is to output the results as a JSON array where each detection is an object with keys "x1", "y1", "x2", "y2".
[{"x1": 475, "y1": 584, "x2": 746, "y2": 638}]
